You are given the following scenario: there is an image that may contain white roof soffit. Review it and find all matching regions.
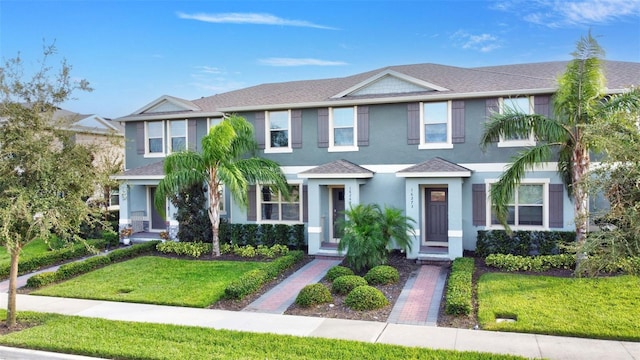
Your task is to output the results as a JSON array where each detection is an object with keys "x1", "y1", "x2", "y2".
[
  {"x1": 331, "y1": 69, "x2": 450, "y2": 99},
  {"x1": 396, "y1": 171, "x2": 472, "y2": 178}
]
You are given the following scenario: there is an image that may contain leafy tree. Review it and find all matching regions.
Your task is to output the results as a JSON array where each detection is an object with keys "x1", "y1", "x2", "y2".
[
  {"x1": 169, "y1": 183, "x2": 212, "y2": 242},
  {"x1": 480, "y1": 32, "x2": 640, "y2": 251},
  {"x1": 155, "y1": 115, "x2": 289, "y2": 256},
  {"x1": 338, "y1": 204, "x2": 415, "y2": 272},
  {"x1": 0, "y1": 44, "x2": 95, "y2": 327}
]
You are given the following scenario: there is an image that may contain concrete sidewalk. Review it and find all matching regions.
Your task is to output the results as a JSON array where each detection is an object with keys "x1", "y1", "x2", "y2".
[{"x1": 1, "y1": 294, "x2": 639, "y2": 359}]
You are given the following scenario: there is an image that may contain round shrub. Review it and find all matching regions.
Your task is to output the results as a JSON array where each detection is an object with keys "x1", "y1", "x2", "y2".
[
  {"x1": 325, "y1": 265, "x2": 354, "y2": 282},
  {"x1": 344, "y1": 285, "x2": 389, "y2": 311},
  {"x1": 331, "y1": 275, "x2": 368, "y2": 295},
  {"x1": 364, "y1": 265, "x2": 399, "y2": 285},
  {"x1": 295, "y1": 283, "x2": 333, "y2": 307}
]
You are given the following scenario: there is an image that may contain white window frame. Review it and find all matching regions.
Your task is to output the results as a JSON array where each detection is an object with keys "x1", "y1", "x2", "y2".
[
  {"x1": 419, "y1": 100, "x2": 453, "y2": 150},
  {"x1": 265, "y1": 110, "x2": 293, "y2": 154},
  {"x1": 497, "y1": 96, "x2": 536, "y2": 148},
  {"x1": 207, "y1": 117, "x2": 223, "y2": 134},
  {"x1": 484, "y1": 178, "x2": 550, "y2": 230},
  {"x1": 109, "y1": 189, "x2": 119, "y2": 209},
  {"x1": 329, "y1": 106, "x2": 358, "y2": 152},
  {"x1": 256, "y1": 181, "x2": 303, "y2": 224},
  {"x1": 217, "y1": 184, "x2": 226, "y2": 215},
  {"x1": 145, "y1": 121, "x2": 165, "y2": 157},
  {"x1": 168, "y1": 119, "x2": 187, "y2": 154}
]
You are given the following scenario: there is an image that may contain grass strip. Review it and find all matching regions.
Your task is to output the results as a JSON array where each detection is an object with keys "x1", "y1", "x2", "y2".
[
  {"x1": 32, "y1": 256, "x2": 268, "y2": 307},
  {"x1": 478, "y1": 272, "x2": 640, "y2": 341},
  {"x1": 0, "y1": 311, "x2": 526, "y2": 360}
]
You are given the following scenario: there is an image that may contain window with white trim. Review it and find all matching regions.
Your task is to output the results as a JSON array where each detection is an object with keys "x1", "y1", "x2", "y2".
[
  {"x1": 330, "y1": 107, "x2": 357, "y2": 152},
  {"x1": 109, "y1": 190, "x2": 119, "y2": 207},
  {"x1": 420, "y1": 101, "x2": 452, "y2": 149},
  {"x1": 487, "y1": 180, "x2": 548, "y2": 229},
  {"x1": 217, "y1": 184, "x2": 226, "y2": 214},
  {"x1": 208, "y1": 117, "x2": 222, "y2": 132},
  {"x1": 498, "y1": 96, "x2": 535, "y2": 147},
  {"x1": 266, "y1": 110, "x2": 291, "y2": 152},
  {"x1": 146, "y1": 121, "x2": 164, "y2": 155},
  {"x1": 169, "y1": 120, "x2": 186, "y2": 153},
  {"x1": 258, "y1": 184, "x2": 302, "y2": 222}
]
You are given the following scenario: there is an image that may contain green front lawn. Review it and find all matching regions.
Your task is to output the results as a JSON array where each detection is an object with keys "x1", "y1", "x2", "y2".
[
  {"x1": 0, "y1": 312, "x2": 525, "y2": 360},
  {"x1": 32, "y1": 256, "x2": 268, "y2": 307},
  {"x1": 478, "y1": 272, "x2": 640, "y2": 341},
  {"x1": 0, "y1": 238, "x2": 51, "y2": 266}
]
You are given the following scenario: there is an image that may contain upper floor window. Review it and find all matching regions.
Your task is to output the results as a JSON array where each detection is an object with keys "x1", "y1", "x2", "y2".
[
  {"x1": 169, "y1": 120, "x2": 186, "y2": 153},
  {"x1": 146, "y1": 121, "x2": 164, "y2": 155},
  {"x1": 498, "y1": 96, "x2": 535, "y2": 147},
  {"x1": 330, "y1": 107, "x2": 357, "y2": 152},
  {"x1": 265, "y1": 110, "x2": 291, "y2": 153},
  {"x1": 420, "y1": 101, "x2": 452, "y2": 149},
  {"x1": 259, "y1": 184, "x2": 302, "y2": 223}
]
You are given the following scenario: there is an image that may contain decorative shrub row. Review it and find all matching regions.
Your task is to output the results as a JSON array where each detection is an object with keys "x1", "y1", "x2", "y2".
[
  {"x1": 221, "y1": 244, "x2": 290, "y2": 258},
  {"x1": 578, "y1": 255, "x2": 640, "y2": 276},
  {"x1": 295, "y1": 283, "x2": 333, "y2": 307},
  {"x1": 0, "y1": 239, "x2": 107, "y2": 281},
  {"x1": 445, "y1": 257, "x2": 474, "y2": 316},
  {"x1": 157, "y1": 242, "x2": 212, "y2": 258},
  {"x1": 332, "y1": 275, "x2": 368, "y2": 295},
  {"x1": 485, "y1": 253, "x2": 576, "y2": 272},
  {"x1": 344, "y1": 285, "x2": 389, "y2": 311},
  {"x1": 218, "y1": 219, "x2": 306, "y2": 249},
  {"x1": 476, "y1": 230, "x2": 575, "y2": 257},
  {"x1": 26, "y1": 241, "x2": 160, "y2": 288},
  {"x1": 364, "y1": 265, "x2": 399, "y2": 285},
  {"x1": 223, "y1": 250, "x2": 304, "y2": 300},
  {"x1": 325, "y1": 266, "x2": 354, "y2": 282},
  {"x1": 319, "y1": 265, "x2": 396, "y2": 311}
]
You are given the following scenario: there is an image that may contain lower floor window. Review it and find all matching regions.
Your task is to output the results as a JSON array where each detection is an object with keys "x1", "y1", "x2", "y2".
[
  {"x1": 260, "y1": 184, "x2": 301, "y2": 222},
  {"x1": 491, "y1": 184, "x2": 543, "y2": 226}
]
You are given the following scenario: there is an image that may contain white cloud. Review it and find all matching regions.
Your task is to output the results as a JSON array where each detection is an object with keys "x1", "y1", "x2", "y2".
[
  {"x1": 451, "y1": 31, "x2": 501, "y2": 53},
  {"x1": 258, "y1": 58, "x2": 348, "y2": 67},
  {"x1": 496, "y1": 0, "x2": 640, "y2": 27},
  {"x1": 177, "y1": 12, "x2": 337, "y2": 30},
  {"x1": 196, "y1": 66, "x2": 223, "y2": 75}
]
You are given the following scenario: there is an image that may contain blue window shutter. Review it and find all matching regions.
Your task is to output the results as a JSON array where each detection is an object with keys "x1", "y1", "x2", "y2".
[
  {"x1": 357, "y1": 106, "x2": 369, "y2": 146},
  {"x1": 317, "y1": 108, "x2": 329, "y2": 148},
  {"x1": 452, "y1": 100, "x2": 465, "y2": 144},
  {"x1": 188, "y1": 119, "x2": 197, "y2": 151},
  {"x1": 549, "y1": 184, "x2": 564, "y2": 228},
  {"x1": 472, "y1": 184, "x2": 486, "y2": 226},
  {"x1": 407, "y1": 103, "x2": 420, "y2": 145},
  {"x1": 247, "y1": 185, "x2": 257, "y2": 221},
  {"x1": 302, "y1": 185, "x2": 308, "y2": 222},
  {"x1": 136, "y1": 122, "x2": 145, "y2": 154},
  {"x1": 292, "y1": 110, "x2": 302, "y2": 148},
  {"x1": 534, "y1": 95, "x2": 551, "y2": 118},
  {"x1": 255, "y1": 112, "x2": 265, "y2": 149}
]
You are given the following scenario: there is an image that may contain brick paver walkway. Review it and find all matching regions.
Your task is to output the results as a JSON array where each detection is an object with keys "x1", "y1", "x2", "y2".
[
  {"x1": 243, "y1": 258, "x2": 342, "y2": 314},
  {"x1": 387, "y1": 265, "x2": 447, "y2": 326}
]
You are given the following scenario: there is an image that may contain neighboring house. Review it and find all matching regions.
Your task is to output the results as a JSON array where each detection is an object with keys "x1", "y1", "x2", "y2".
[
  {"x1": 52, "y1": 108, "x2": 125, "y2": 210},
  {"x1": 113, "y1": 61, "x2": 640, "y2": 260}
]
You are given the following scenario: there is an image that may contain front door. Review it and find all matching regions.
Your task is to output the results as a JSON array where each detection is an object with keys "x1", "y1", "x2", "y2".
[
  {"x1": 425, "y1": 188, "x2": 448, "y2": 244},
  {"x1": 331, "y1": 187, "x2": 345, "y2": 242},
  {"x1": 149, "y1": 187, "x2": 166, "y2": 231}
]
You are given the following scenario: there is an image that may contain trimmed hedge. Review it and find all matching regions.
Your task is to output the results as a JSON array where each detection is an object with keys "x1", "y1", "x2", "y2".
[
  {"x1": 325, "y1": 266, "x2": 354, "y2": 282},
  {"x1": 445, "y1": 257, "x2": 474, "y2": 316},
  {"x1": 26, "y1": 241, "x2": 160, "y2": 288},
  {"x1": 476, "y1": 230, "x2": 575, "y2": 257},
  {"x1": 485, "y1": 253, "x2": 576, "y2": 272},
  {"x1": 0, "y1": 239, "x2": 107, "y2": 281},
  {"x1": 364, "y1": 265, "x2": 399, "y2": 285},
  {"x1": 156, "y1": 242, "x2": 212, "y2": 258},
  {"x1": 224, "y1": 250, "x2": 304, "y2": 300},
  {"x1": 331, "y1": 275, "x2": 368, "y2": 295},
  {"x1": 344, "y1": 285, "x2": 389, "y2": 311},
  {"x1": 218, "y1": 219, "x2": 306, "y2": 249},
  {"x1": 295, "y1": 283, "x2": 333, "y2": 307}
]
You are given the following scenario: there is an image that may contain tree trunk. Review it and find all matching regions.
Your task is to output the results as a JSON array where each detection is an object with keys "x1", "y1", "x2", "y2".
[
  {"x1": 207, "y1": 174, "x2": 221, "y2": 257},
  {"x1": 7, "y1": 248, "x2": 20, "y2": 328},
  {"x1": 573, "y1": 145, "x2": 590, "y2": 258}
]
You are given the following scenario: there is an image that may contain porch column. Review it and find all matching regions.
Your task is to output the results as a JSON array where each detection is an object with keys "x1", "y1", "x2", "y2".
[
  {"x1": 448, "y1": 178, "x2": 464, "y2": 259},
  {"x1": 404, "y1": 179, "x2": 421, "y2": 260},
  {"x1": 306, "y1": 181, "x2": 322, "y2": 255},
  {"x1": 118, "y1": 182, "x2": 131, "y2": 229}
]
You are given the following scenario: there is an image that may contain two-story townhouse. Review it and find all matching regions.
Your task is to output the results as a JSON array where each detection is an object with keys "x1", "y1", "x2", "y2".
[{"x1": 113, "y1": 61, "x2": 640, "y2": 260}]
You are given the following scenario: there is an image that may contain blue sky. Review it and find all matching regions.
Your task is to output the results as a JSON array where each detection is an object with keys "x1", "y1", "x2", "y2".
[{"x1": 2, "y1": 0, "x2": 639, "y2": 119}]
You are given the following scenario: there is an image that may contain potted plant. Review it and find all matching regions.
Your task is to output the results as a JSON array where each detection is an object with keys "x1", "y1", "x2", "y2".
[{"x1": 120, "y1": 227, "x2": 133, "y2": 245}]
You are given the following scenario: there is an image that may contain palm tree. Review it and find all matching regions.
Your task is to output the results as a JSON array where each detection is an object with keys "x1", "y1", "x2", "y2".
[
  {"x1": 155, "y1": 115, "x2": 289, "y2": 256},
  {"x1": 480, "y1": 33, "x2": 640, "y2": 248}
]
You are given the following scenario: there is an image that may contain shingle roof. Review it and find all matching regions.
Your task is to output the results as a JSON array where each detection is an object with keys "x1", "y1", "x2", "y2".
[
  {"x1": 118, "y1": 60, "x2": 640, "y2": 121},
  {"x1": 298, "y1": 159, "x2": 374, "y2": 178},
  {"x1": 115, "y1": 161, "x2": 165, "y2": 178},
  {"x1": 397, "y1": 157, "x2": 472, "y2": 178}
]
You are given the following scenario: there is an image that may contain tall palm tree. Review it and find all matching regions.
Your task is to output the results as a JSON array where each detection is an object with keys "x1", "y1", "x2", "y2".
[
  {"x1": 480, "y1": 33, "x2": 640, "y2": 248},
  {"x1": 155, "y1": 115, "x2": 289, "y2": 256}
]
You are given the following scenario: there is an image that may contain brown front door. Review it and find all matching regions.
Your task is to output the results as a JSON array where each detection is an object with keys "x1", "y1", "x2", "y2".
[{"x1": 425, "y1": 189, "x2": 448, "y2": 242}]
